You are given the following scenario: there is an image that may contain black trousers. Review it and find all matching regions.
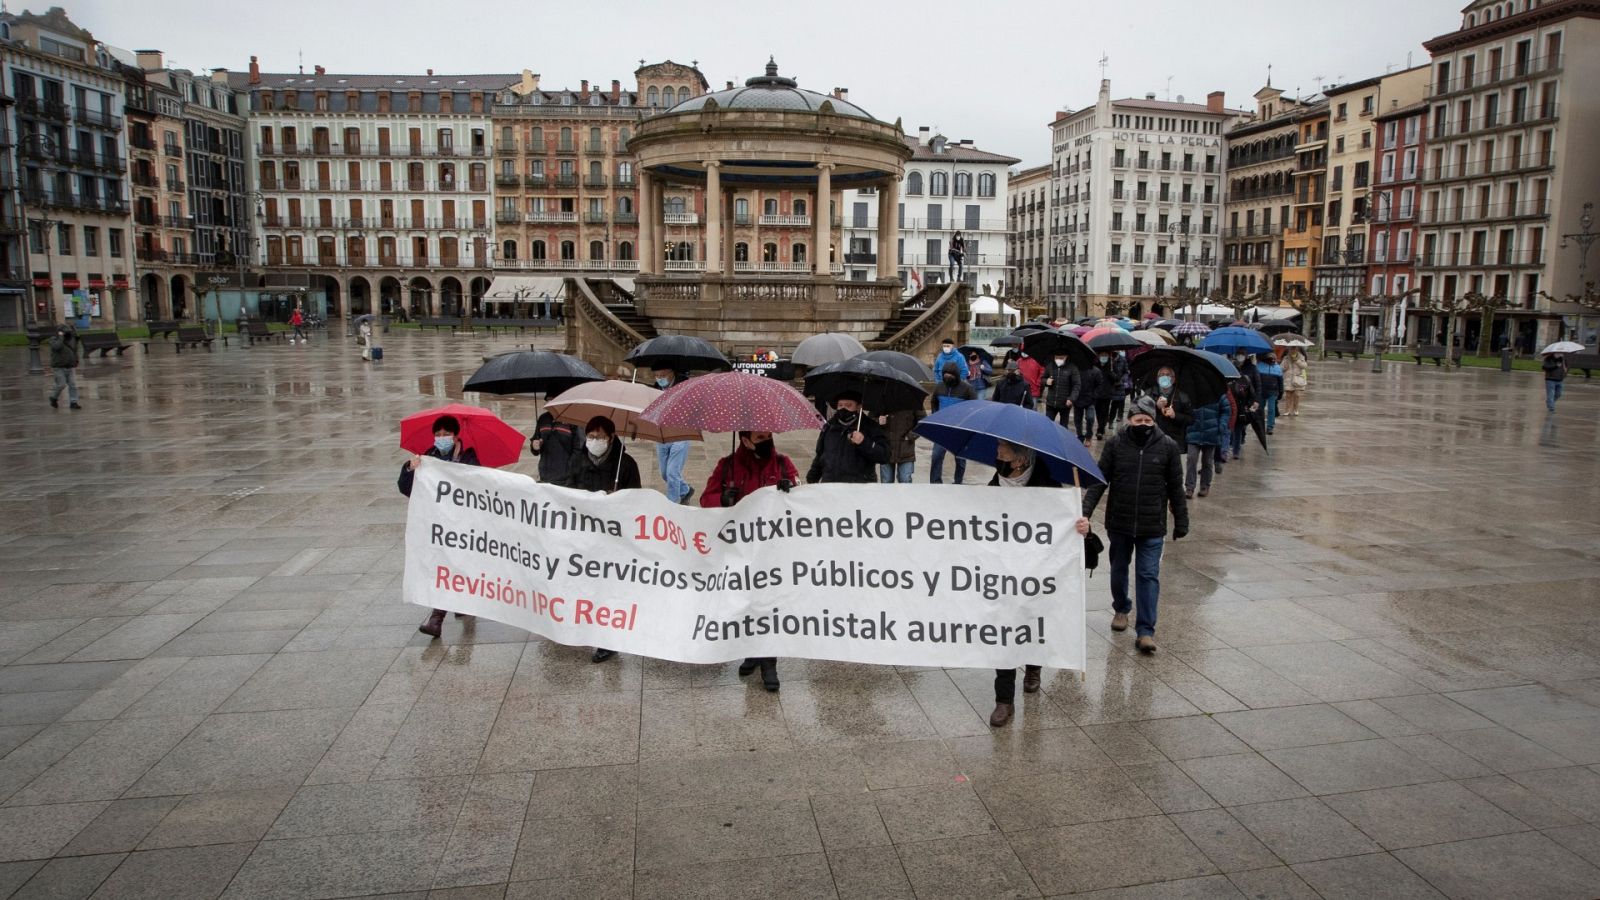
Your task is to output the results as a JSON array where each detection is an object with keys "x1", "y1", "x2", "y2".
[
  {"x1": 1094, "y1": 399, "x2": 1112, "y2": 435},
  {"x1": 994, "y1": 665, "x2": 1042, "y2": 703}
]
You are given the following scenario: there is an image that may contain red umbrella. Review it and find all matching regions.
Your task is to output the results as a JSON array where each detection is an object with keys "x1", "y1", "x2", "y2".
[
  {"x1": 641, "y1": 372, "x2": 823, "y2": 433},
  {"x1": 400, "y1": 402, "x2": 526, "y2": 468}
]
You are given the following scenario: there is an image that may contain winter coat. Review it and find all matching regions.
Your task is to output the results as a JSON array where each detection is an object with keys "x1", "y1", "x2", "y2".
[
  {"x1": 1256, "y1": 361, "x2": 1284, "y2": 399},
  {"x1": 48, "y1": 332, "x2": 79, "y2": 369},
  {"x1": 1083, "y1": 428, "x2": 1188, "y2": 539},
  {"x1": 992, "y1": 372, "x2": 1031, "y2": 406},
  {"x1": 1017, "y1": 355, "x2": 1045, "y2": 399},
  {"x1": 398, "y1": 445, "x2": 481, "y2": 497},
  {"x1": 879, "y1": 409, "x2": 921, "y2": 464},
  {"x1": 806, "y1": 413, "x2": 890, "y2": 483},
  {"x1": 965, "y1": 357, "x2": 993, "y2": 392},
  {"x1": 1227, "y1": 378, "x2": 1258, "y2": 429},
  {"x1": 932, "y1": 362, "x2": 978, "y2": 411},
  {"x1": 1094, "y1": 362, "x2": 1119, "y2": 401},
  {"x1": 529, "y1": 412, "x2": 582, "y2": 483},
  {"x1": 1543, "y1": 356, "x2": 1568, "y2": 383},
  {"x1": 701, "y1": 445, "x2": 800, "y2": 507},
  {"x1": 1282, "y1": 352, "x2": 1309, "y2": 391},
  {"x1": 933, "y1": 347, "x2": 966, "y2": 381},
  {"x1": 986, "y1": 463, "x2": 1061, "y2": 489},
  {"x1": 1233, "y1": 359, "x2": 1263, "y2": 403},
  {"x1": 1108, "y1": 355, "x2": 1132, "y2": 394},
  {"x1": 1043, "y1": 360, "x2": 1081, "y2": 409},
  {"x1": 1185, "y1": 395, "x2": 1233, "y2": 448},
  {"x1": 1140, "y1": 386, "x2": 1194, "y2": 452},
  {"x1": 290, "y1": 310, "x2": 304, "y2": 326},
  {"x1": 558, "y1": 438, "x2": 642, "y2": 493},
  {"x1": 1074, "y1": 366, "x2": 1105, "y2": 409}
]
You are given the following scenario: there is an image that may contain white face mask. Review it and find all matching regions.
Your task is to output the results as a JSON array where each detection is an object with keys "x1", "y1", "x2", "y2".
[
  {"x1": 1054, "y1": 358, "x2": 1067, "y2": 367},
  {"x1": 586, "y1": 437, "x2": 609, "y2": 457}
]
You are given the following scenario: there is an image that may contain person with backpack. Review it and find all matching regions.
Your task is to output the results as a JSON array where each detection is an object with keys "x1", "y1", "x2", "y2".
[
  {"x1": 46, "y1": 324, "x2": 82, "y2": 410},
  {"x1": 701, "y1": 430, "x2": 799, "y2": 692}
]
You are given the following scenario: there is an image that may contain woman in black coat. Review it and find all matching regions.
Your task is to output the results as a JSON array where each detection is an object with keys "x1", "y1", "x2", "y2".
[
  {"x1": 987, "y1": 440, "x2": 1092, "y2": 727},
  {"x1": 399, "y1": 415, "x2": 480, "y2": 638},
  {"x1": 558, "y1": 415, "x2": 642, "y2": 662}
]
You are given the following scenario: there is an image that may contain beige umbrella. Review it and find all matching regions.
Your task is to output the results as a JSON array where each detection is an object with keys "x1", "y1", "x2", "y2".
[{"x1": 545, "y1": 380, "x2": 702, "y2": 443}]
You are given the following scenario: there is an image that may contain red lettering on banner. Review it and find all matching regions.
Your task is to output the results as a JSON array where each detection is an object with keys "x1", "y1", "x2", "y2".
[{"x1": 574, "y1": 599, "x2": 638, "y2": 631}]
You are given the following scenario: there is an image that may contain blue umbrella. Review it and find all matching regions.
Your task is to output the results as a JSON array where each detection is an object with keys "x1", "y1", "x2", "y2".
[
  {"x1": 914, "y1": 400, "x2": 1106, "y2": 487},
  {"x1": 1200, "y1": 326, "x2": 1274, "y2": 356}
]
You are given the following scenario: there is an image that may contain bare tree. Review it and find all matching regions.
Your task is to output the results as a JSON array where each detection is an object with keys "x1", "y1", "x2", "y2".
[
  {"x1": 1285, "y1": 289, "x2": 1348, "y2": 357},
  {"x1": 1425, "y1": 291, "x2": 1473, "y2": 368},
  {"x1": 1538, "y1": 281, "x2": 1600, "y2": 341},
  {"x1": 1462, "y1": 291, "x2": 1512, "y2": 356}
]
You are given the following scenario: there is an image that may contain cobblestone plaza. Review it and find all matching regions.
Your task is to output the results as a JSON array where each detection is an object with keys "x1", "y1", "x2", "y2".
[{"x1": 0, "y1": 333, "x2": 1598, "y2": 899}]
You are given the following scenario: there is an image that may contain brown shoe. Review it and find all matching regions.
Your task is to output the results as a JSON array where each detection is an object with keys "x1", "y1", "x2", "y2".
[
  {"x1": 1185, "y1": 489, "x2": 1194, "y2": 499},
  {"x1": 1022, "y1": 666, "x2": 1041, "y2": 693},
  {"x1": 1197, "y1": 486, "x2": 1209, "y2": 497},
  {"x1": 1135, "y1": 635, "x2": 1158, "y2": 654},
  {"x1": 989, "y1": 702, "x2": 1014, "y2": 727},
  {"x1": 417, "y1": 609, "x2": 445, "y2": 638},
  {"x1": 1110, "y1": 613, "x2": 1129, "y2": 632}
]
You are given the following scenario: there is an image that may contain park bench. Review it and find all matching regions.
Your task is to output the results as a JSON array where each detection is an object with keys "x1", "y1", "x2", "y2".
[
  {"x1": 418, "y1": 316, "x2": 461, "y2": 331},
  {"x1": 145, "y1": 319, "x2": 180, "y2": 340},
  {"x1": 477, "y1": 317, "x2": 558, "y2": 334},
  {"x1": 1412, "y1": 345, "x2": 1463, "y2": 367},
  {"x1": 173, "y1": 325, "x2": 214, "y2": 352},
  {"x1": 1323, "y1": 340, "x2": 1364, "y2": 360},
  {"x1": 1567, "y1": 354, "x2": 1600, "y2": 378},
  {"x1": 78, "y1": 331, "x2": 131, "y2": 357},
  {"x1": 242, "y1": 320, "x2": 283, "y2": 345}
]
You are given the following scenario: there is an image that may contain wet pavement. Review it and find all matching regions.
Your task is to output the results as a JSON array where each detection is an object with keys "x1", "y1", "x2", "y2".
[{"x1": 1, "y1": 329, "x2": 1598, "y2": 899}]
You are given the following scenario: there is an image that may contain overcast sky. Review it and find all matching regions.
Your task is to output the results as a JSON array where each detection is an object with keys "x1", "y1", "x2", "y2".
[{"x1": 76, "y1": 0, "x2": 1460, "y2": 168}]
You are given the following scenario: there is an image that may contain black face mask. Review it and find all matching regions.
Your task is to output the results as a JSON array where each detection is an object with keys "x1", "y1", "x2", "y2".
[
  {"x1": 750, "y1": 439, "x2": 775, "y2": 459},
  {"x1": 1128, "y1": 424, "x2": 1154, "y2": 445},
  {"x1": 834, "y1": 409, "x2": 858, "y2": 427}
]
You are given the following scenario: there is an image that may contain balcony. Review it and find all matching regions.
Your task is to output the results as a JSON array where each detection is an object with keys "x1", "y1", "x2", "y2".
[
  {"x1": 616, "y1": 176, "x2": 637, "y2": 189},
  {"x1": 614, "y1": 212, "x2": 638, "y2": 224},
  {"x1": 163, "y1": 143, "x2": 183, "y2": 158},
  {"x1": 584, "y1": 212, "x2": 608, "y2": 224},
  {"x1": 555, "y1": 141, "x2": 578, "y2": 155},
  {"x1": 75, "y1": 107, "x2": 123, "y2": 130},
  {"x1": 496, "y1": 140, "x2": 519, "y2": 154},
  {"x1": 1416, "y1": 250, "x2": 1546, "y2": 269},
  {"x1": 167, "y1": 179, "x2": 185, "y2": 193},
  {"x1": 17, "y1": 97, "x2": 67, "y2": 121},
  {"x1": 130, "y1": 134, "x2": 157, "y2": 152},
  {"x1": 23, "y1": 189, "x2": 128, "y2": 214},
  {"x1": 1426, "y1": 151, "x2": 1556, "y2": 183},
  {"x1": 526, "y1": 211, "x2": 579, "y2": 224},
  {"x1": 136, "y1": 249, "x2": 201, "y2": 265},
  {"x1": 664, "y1": 212, "x2": 699, "y2": 225},
  {"x1": 1429, "y1": 54, "x2": 1563, "y2": 97},
  {"x1": 758, "y1": 214, "x2": 811, "y2": 226},
  {"x1": 1222, "y1": 224, "x2": 1283, "y2": 239},
  {"x1": 584, "y1": 141, "x2": 607, "y2": 155},
  {"x1": 1419, "y1": 198, "x2": 1550, "y2": 226},
  {"x1": 495, "y1": 210, "x2": 521, "y2": 224},
  {"x1": 132, "y1": 173, "x2": 160, "y2": 189},
  {"x1": 584, "y1": 175, "x2": 608, "y2": 188},
  {"x1": 524, "y1": 174, "x2": 547, "y2": 187},
  {"x1": 495, "y1": 173, "x2": 521, "y2": 188}
]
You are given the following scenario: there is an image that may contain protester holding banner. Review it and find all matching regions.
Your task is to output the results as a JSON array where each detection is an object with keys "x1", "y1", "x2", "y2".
[
  {"x1": 652, "y1": 368, "x2": 695, "y2": 505},
  {"x1": 1083, "y1": 397, "x2": 1188, "y2": 655},
  {"x1": 806, "y1": 392, "x2": 889, "y2": 484},
  {"x1": 987, "y1": 439, "x2": 1092, "y2": 726},
  {"x1": 700, "y1": 430, "x2": 799, "y2": 691},
  {"x1": 878, "y1": 409, "x2": 920, "y2": 484},
  {"x1": 528, "y1": 411, "x2": 582, "y2": 483},
  {"x1": 558, "y1": 415, "x2": 643, "y2": 663},
  {"x1": 398, "y1": 414, "x2": 479, "y2": 638}
]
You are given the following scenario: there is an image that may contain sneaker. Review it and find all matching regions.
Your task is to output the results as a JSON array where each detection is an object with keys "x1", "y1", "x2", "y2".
[{"x1": 1110, "y1": 612, "x2": 1129, "y2": 632}]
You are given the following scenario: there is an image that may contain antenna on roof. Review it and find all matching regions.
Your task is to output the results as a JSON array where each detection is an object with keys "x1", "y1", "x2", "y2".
[
  {"x1": 1098, "y1": 54, "x2": 1109, "y2": 78},
  {"x1": 1313, "y1": 75, "x2": 1325, "y2": 94},
  {"x1": 1165, "y1": 75, "x2": 1173, "y2": 101},
  {"x1": 1266, "y1": 63, "x2": 1272, "y2": 87},
  {"x1": 297, "y1": 48, "x2": 303, "y2": 75}
]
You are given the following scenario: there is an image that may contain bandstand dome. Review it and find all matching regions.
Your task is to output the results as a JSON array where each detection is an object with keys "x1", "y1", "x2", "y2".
[{"x1": 666, "y1": 59, "x2": 876, "y2": 120}]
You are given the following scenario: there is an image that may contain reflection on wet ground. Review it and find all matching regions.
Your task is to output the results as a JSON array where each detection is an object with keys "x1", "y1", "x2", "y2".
[{"x1": 0, "y1": 330, "x2": 1597, "y2": 898}]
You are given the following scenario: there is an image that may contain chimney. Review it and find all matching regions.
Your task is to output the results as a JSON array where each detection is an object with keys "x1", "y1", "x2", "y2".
[
  {"x1": 726, "y1": 80, "x2": 734, "y2": 90},
  {"x1": 580, "y1": 79, "x2": 589, "y2": 101},
  {"x1": 1145, "y1": 92, "x2": 1157, "y2": 100},
  {"x1": 249, "y1": 55, "x2": 261, "y2": 85},
  {"x1": 917, "y1": 125, "x2": 930, "y2": 146},
  {"x1": 1206, "y1": 90, "x2": 1225, "y2": 113},
  {"x1": 1054, "y1": 110, "x2": 1068, "y2": 121},
  {"x1": 313, "y1": 64, "x2": 325, "y2": 76},
  {"x1": 611, "y1": 79, "x2": 620, "y2": 102},
  {"x1": 136, "y1": 50, "x2": 163, "y2": 71},
  {"x1": 426, "y1": 68, "x2": 433, "y2": 76}
]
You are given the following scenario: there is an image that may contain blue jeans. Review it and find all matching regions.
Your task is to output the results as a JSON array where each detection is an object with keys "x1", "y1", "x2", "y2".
[
  {"x1": 1073, "y1": 405, "x2": 1096, "y2": 439},
  {"x1": 929, "y1": 443, "x2": 965, "y2": 484},
  {"x1": 880, "y1": 460, "x2": 914, "y2": 483},
  {"x1": 657, "y1": 440, "x2": 691, "y2": 502},
  {"x1": 1546, "y1": 380, "x2": 1563, "y2": 410},
  {"x1": 1230, "y1": 423, "x2": 1246, "y2": 457},
  {"x1": 1264, "y1": 395, "x2": 1279, "y2": 431},
  {"x1": 1108, "y1": 532, "x2": 1164, "y2": 637},
  {"x1": 50, "y1": 367, "x2": 79, "y2": 404}
]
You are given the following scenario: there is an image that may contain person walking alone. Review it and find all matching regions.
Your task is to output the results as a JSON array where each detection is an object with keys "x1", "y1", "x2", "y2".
[
  {"x1": 1543, "y1": 351, "x2": 1568, "y2": 412},
  {"x1": 928, "y1": 364, "x2": 976, "y2": 483},
  {"x1": 702, "y1": 431, "x2": 798, "y2": 692},
  {"x1": 1183, "y1": 393, "x2": 1230, "y2": 499},
  {"x1": 289, "y1": 305, "x2": 308, "y2": 344},
  {"x1": 1280, "y1": 347, "x2": 1308, "y2": 416},
  {"x1": 987, "y1": 439, "x2": 1091, "y2": 726},
  {"x1": 1083, "y1": 398, "x2": 1188, "y2": 654},
  {"x1": 46, "y1": 324, "x2": 82, "y2": 410}
]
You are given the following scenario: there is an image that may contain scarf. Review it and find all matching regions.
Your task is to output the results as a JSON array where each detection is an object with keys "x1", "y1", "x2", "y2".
[{"x1": 998, "y1": 447, "x2": 1036, "y2": 488}]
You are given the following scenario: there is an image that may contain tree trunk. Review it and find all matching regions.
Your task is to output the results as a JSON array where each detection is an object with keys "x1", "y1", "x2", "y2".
[
  {"x1": 1475, "y1": 307, "x2": 1494, "y2": 357},
  {"x1": 1444, "y1": 313, "x2": 1458, "y2": 371}
]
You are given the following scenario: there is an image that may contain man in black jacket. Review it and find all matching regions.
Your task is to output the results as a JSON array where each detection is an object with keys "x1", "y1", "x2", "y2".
[
  {"x1": 1083, "y1": 397, "x2": 1188, "y2": 654},
  {"x1": 1042, "y1": 353, "x2": 1081, "y2": 428},
  {"x1": 991, "y1": 363, "x2": 1031, "y2": 406},
  {"x1": 1141, "y1": 365, "x2": 1193, "y2": 453},
  {"x1": 529, "y1": 410, "x2": 582, "y2": 482},
  {"x1": 558, "y1": 415, "x2": 643, "y2": 662},
  {"x1": 807, "y1": 392, "x2": 890, "y2": 483}
]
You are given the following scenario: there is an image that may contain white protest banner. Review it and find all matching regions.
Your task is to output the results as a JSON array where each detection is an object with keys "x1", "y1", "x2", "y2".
[{"x1": 403, "y1": 458, "x2": 1086, "y2": 671}]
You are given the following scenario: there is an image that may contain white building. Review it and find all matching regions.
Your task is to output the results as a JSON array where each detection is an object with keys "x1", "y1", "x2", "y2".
[
  {"x1": 841, "y1": 128, "x2": 1017, "y2": 294},
  {"x1": 1048, "y1": 80, "x2": 1242, "y2": 317}
]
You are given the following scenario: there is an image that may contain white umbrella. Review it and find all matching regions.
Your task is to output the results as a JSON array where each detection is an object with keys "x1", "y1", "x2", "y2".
[
  {"x1": 1129, "y1": 330, "x2": 1170, "y2": 347},
  {"x1": 1273, "y1": 336, "x2": 1315, "y2": 348},
  {"x1": 545, "y1": 380, "x2": 701, "y2": 443},
  {"x1": 792, "y1": 332, "x2": 867, "y2": 367},
  {"x1": 1540, "y1": 341, "x2": 1584, "y2": 355}
]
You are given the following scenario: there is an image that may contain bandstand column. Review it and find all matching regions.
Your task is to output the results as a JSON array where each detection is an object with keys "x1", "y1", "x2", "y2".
[
  {"x1": 722, "y1": 189, "x2": 736, "y2": 276},
  {"x1": 814, "y1": 163, "x2": 833, "y2": 277},
  {"x1": 639, "y1": 170, "x2": 657, "y2": 275},
  {"x1": 877, "y1": 178, "x2": 899, "y2": 280},
  {"x1": 704, "y1": 162, "x2": 723, "y2": 275},
  {"x1": 651, "y1": 177, "x2": 667, "y2": 274}
]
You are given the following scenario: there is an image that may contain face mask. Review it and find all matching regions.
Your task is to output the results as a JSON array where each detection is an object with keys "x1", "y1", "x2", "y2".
[
  {"x1": 1054, "y1": 358, "x2": 1067, "y2": 367},
  {"x1": 834, "y1": 409, "x2": 858, "y2": 425},
  {"x1": 1116, "y1": 350, "x2": 1126, "y2": 358},
  {"x1": 434, "y1": 436, "x2": 455, "y2": 454},
  {"x1": 750, "y1": 439, "x2": 775, "y2": 459},
  {"x1": 1128, "y1": 424, "x2": 1154, "y2": 444},
  {"x1": 1157, "y1": 375, "x2": 1174, "y2": 390},
  {"x1": 586, "y1": 437, "x2": 609, "y2": 457},
  {"x1": 941, "y1": 345, "x2": 954, "y2": 354},
  {"x1": 655, "y1": 377, "x2": 671, "y2": 389},
  {"x1": 1235, "y1": 354, "x2": 1247, "y2": 363},
  {"x1": 1098, "y1": 355, "x2": 1109, "y2": 365}
]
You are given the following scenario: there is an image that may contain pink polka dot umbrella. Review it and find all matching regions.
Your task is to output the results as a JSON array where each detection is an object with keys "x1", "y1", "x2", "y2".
[{"x1": 641, "y1": 372, "x2": 824, "y2": 434}]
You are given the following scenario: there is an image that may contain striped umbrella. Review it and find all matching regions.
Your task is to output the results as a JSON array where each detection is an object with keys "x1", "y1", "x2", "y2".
[{"x1": 1171, "y1": 321, "x2": 1212, "y2": 337}]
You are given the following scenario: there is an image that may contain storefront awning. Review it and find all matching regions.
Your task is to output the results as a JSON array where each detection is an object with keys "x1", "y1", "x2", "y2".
[{"x1": 483, "y1": 275, "x2": 566, "y2": 302}]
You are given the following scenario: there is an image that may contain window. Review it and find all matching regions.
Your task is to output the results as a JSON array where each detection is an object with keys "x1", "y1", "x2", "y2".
[
  {"x1": 109, "y1": 229, "x2": 123, "y2": 258},
  {"x1": 793, "y1": 198, "x2": 807, "y2": 217},
  {"x1": 57, "y1": 223, "x2": 72, "y2": 255},
  {"x1": 618, "y1": 241, "x2": 634, "y2": 261},
  {"x1": 589, "y1": 240, "x2": 605, "y2": 261},
  {"x1": 953, "y1": 172, "x2": 971, "y2": 196},
  {"x1": 930, "y1": 171, "x2": 948, "y2": 196},
  {"x1": 906, "y1": 172, "x2": 923, "y2": 195},
  {"x1": 646, "y1": 87, "x2": 659, "y2": 107},
  {"x1": 83, "y1": 226, "x2": 98, "y2": 256},
  {"x1": 501, "y1": 239, "x2": 517, "y2": 260},
  {"x1": 977, "y1": 173, "x2": 996, "y2": 197},
  {"x1": 792, "y1": 243, "x2": 806, "y2": 264},
  {"x1": 529, "y1": 240, "x2": 546, "y2": 260}
]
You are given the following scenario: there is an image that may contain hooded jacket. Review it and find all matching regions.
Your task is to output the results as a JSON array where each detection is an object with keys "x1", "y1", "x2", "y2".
[
  {"x1": 933, "y1": 346, "x2": 966, "y2": 381},
  {"x1": 558, "y1": 437, "x2": 643, "y2": 493},
  {"x1": 1185, "y1": 395, "x2": 1233, "y2": 448},
  {"x1": 992, "y1": 370, "x2": 1031, "y2": 406},
  {"x1": 1083, "y1": 427, "x2": 1188, "y2": 539},
  {"x1": 700, "y1": 443, "x2": 800, "y2": 506},
  {"x1": 932, "y1": 362, "x2": 977, "y2": 411},
  {"x1": 1017, "y1": 355, "x2": 1045, "y2": 399},
  {"x1": 806, "y1": 412, "x2": 890, "y2": 483},
  {"x1": 879, "y1": 409, "x2": 921, "y2": 464},
  {"x1": 529, "y1": 411, "x2": 582, "y2": 482},
  {"x1": 1043, "y1": 359, "x2": 1081, "y2": 409},
  {"x1": 48, "y1": 331, "x2": 79, "y2": 369}
]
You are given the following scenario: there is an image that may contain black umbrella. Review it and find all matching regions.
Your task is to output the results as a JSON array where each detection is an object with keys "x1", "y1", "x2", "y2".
[
  {"x1": 804, "y1": 357, "x2": 929, "y2": 414},
  {"x1": 1254, "y1": 319, "x2": 1301, "y2": 336},
  {"x1": 956, "y1": 345, "x2": 994, "y2": 367},
  {"x1": 990, "y1": 333, "x2": 1024, "y2": 348},
  {"x1": 464, "y1": 350, "x2": 604, "y2": 396},
  {"x1": 1086, "y1": 330, "x2": 1141, "y2": 352},
  {"x1": 1128, "y1": 347, "x2": 1239, "y2": 406},
  {"x1": 858, "y1": 349, "x2": 935, "y2": 383},
  {"x1": 1022, "y1": 329, "x2": 1097, "y2": 369},
  {"x1": 624, "y1": 335, "x2": 731, "y2": 373},
  {"x1": 1245, "y1": 405, "x2": 1270, "y2": 453}
]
